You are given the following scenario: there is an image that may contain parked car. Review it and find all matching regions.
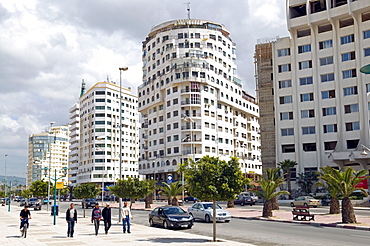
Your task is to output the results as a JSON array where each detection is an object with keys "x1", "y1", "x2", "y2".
[
  {"x1": 19, "y1": 198, "x2": 27, "y2": 207},
  {"x1": 28, "y1": 198, "x2": 42, "y2": 210},
  {"x1": 184, "y1": 196, "x2": 198, "y2": 203},
  {"x1": 42, "y1": 198, "x2": 51, "y2": 205},
  {"x1": 188, "y1": 202, "x2": 231, "y2": 223},
  {"x1": 149, "y1": 206, "x2": 193, "y2": 229},
  {"x1": 239, "y1": 192, "x2": 259, "y2": 205},
  {"x1": 0, "y1": 198, "x2": 5, "y2": 206},
  {"x1": 320, "y1": 194, "x2": 331, "y2": 206},
  {"x1": 234, "y1": 194, "x2": 253, "y2": 206},
  {"x1": 82, "y1": 198, "x2": 97, "y2": 208},
  {"x1": 290, "y1": 196, "x2": 320, "y2": 208}
]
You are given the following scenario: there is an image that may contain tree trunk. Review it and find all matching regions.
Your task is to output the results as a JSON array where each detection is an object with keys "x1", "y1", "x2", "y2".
[
  {"x1": 262, "y1": 199, "x2": 273, "y2": 217},
  {"x1": 83, "y1": 199, "x2": 86, "y2": 218},
  {"x1": 167, "y1": 197, "x2": 171, "y2": 205},
  {"x1": 212, "y1": 200, "x2": 217, "y2": 242},
  {"x1": 342, "y1": 197, "x2": 356, "y2": 223},
  {"x1": 329, "y1": 197, "x2": 340, "y2": 214},
  {"x1": 144, "y1": 193, "x2": 153, "y2": 209},
  {"x1": 172, "y1": 197, "x2": 179, "y2": 206},
  {"x1": 272, "y1": 197, "x2": 279, "y2": 210},
  {"x1": 287, "y1": 171, "x2": 292, "y2": 199},
  {"x1": 227, "y1": 200, "x2": 234, "y2": 208}
]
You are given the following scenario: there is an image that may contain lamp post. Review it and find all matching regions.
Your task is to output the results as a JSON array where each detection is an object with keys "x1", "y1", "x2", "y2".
[
  {"x1": 44, "y1": 167, "x2": 67, "y2": 225},
  {"x1": 118, "y1": 66, "x2": 128, "y2": 222},
  {"x1": 4, "y1": 154, "x2": 10, "y2": 212},
  {"x1": 47, "y1": 122, "x2": 56, "y2": 211}
]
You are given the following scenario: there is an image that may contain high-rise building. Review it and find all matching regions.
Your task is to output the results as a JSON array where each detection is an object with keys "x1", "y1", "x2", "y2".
[
  {"x1": 138, "y1": 19, "x2": 262, "y2": 183},
  {"x1": 27, "y1": 125, "x2": 69, "y2": 187},
  {"x1": 70, "y1": 81, "x2": 139, "y2": 187},
  {"x1": 256, "y1": 1, "x2": 370, "y2": 177}
]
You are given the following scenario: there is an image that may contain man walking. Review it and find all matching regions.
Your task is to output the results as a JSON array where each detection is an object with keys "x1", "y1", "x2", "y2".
[
  {"x1": 91, "y1": 203, "x2": 102, "y2": 236},
  {"x1": 66, "y1": 203, "x2": 77, "y2": 238},
  {"x1": 121, "y1": 201, "x2": 132, "y2": 233},
  {"x1": 102, "y1": 203, "x2": 111, "y2": 234}
]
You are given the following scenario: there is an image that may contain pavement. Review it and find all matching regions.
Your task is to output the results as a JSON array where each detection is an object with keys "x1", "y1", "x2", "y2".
[{"x1": 0, "y1": 203, "x2": 252, "y2": 246}]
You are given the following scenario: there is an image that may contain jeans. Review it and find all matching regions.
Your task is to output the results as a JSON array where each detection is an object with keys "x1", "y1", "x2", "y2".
[
  {"x1": 93, "y1": 219, "x2": 100, "y2": 235},
  {"x1": 67, "y1": 218, "x2": 75, "y2": 237},
  {"x1": 20, "y1": 219, "x2": 29, "y2": 229},
  {"x1": 122, "y1": 216, "x2": 130, "y2": 232},
  {"x1": 104, "y1": 219, "x2": 111, "y2": 233}
]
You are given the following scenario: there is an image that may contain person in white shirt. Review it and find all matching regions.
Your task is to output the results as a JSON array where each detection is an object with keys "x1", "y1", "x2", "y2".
[{"x1": 121, "y1": 202, "x2": 132, "y2": 233}]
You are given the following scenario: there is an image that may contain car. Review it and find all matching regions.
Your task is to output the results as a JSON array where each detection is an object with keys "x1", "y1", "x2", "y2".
[
  {"x1": 82, "y1": 198, "x2": 97, "y2": 208},
  {"x1": 290, "y1": 196, "x2": 320, "y2": 208},
  {"x1": 42, "y1": 198, "x2": 51, "y2": 205},
  {"x1": 234, "y1": 194, "x2": 254, "y2": 206},
  {"x1": 184, "y1": 196, "x2": 198, "y2": 203},
  {"x1": 149, "y1": 206, "x2": 193, "y2": 229},
  {"x1": 0, "y1": 198, "x2": 5, "y2": 206},
  {"x1": 239, "y1": 192, "x2": 259, "y2": 205},
  {"x1": 28, "y1": 198, "x2": 42, "y2": 210},
  {"x1": 188, "y1": 202, "x2": 231, "y2": 223},
  {"x1": 19, "y1": 198, "x2": 27, "y2": 206}
]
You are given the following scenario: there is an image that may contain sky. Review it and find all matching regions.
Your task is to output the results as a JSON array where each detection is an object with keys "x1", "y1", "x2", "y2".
[{"x1": 0, "y1": 0, "x2": 289, "y2": 178}]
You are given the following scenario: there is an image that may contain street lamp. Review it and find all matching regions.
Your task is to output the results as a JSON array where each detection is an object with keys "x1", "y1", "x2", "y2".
[
  {"x1": 118, "y1": 66, "x2": 128, "y2": 222},
  {"x1": 4, "y1": 154, "x2": 10, "y2": 212},
  {"x1": 44, "y1": 166, "x2": 68, "y2": 225},
  {"x1": 47, "y1": 122, "x2": 56, "y2": 212},
  {"x1": 361, "y1": 144, "x2": 370, "y2": 156}
]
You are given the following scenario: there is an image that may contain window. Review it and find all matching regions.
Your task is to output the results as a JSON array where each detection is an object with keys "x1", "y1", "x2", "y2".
[
  {"x1": 300, "y1": 93, "x2": 314, "y2": 102},
  {"x1": 367, "y1": 84, "x2": 370, "y2": 93},
  {"x1": 173, "y1": 135, "x2": 179, "y2": 141},
  {"x1": 278, "y1": 64, "x2": 291, "y2": 73},
  {"x1": 324, "y1": 141, "x2": 337, "y2": 150},
  {"x1": 281, "y1": 128, "x2": 294, "y2": 136},
  {"x1": 344, "y1": 104, "x2": 359, "y2": 114},
  {"x1": 340, "y1": 18, "x2": 354, "y2": 28},
  {"x1": 319, "y1": 40, "x2": 333, "y2": 49},
  {"x1": 320, "y1": 56, "x2": 333, "y2": 66},
  {"x1": 301, "y1": 109, "x2": 315, "y2": 118},
  {"x1": 299, "y1": 60, "x2": 312, "y2": 69},
  {"x1": 173, "y1": 122, "x2": 179, "y2": 129},
  {"x1": 302, "y1": 126, "x2": 315, "y2": 135},
  {"x1": 341, "y1": 52, "x2": 355, "y2": 61},
  {"x1": 343, "y1": 86, "x2": 358, "y2": 96},
  {"x1": 298, "y1": 44, "x2": 311, "y2": 53},
  {"x1": 280, "y1": 96, "x2": 292, "y2": 104},
  {"x1": 347, "y1": 139, "x2": 359, "y2": 149},
  {"x1": 300, "y1": 77, "x2": 313, "y2": 85},
  {"x1": 167, "y1": 136, "x2": 171, "y2": 142},
  {"x1": 343, "y1": 69, "x2": 356, "y2": 79},
  {"x1": 278, "y1": 48, "x2": 290, "y2": 57},
  {"x1": 365, "y1": 48, "x2": 370, "y2": 57},
  {"x1": 364, "y1": 30, "x2": 370, "y2": 39},
  {"x1": 303, "y1": 143, "x2": 316, "y2": 152},
  {"x1": 280, "y1": 112, "x2": 293, "y2": 120},
  {"x1": 341, "y1": 34, "x2": 355, "y2": 44},
  {"x1": 282, "y1": 144, "x2": 295, "y2": 153},
  {"x1": 173, "y1": 98, "x2": 178, "y2": 105},
  {"x1": 318, "y1": 23, "x2": 332, "y2": 33},
  {"x1": 173, "y1": 87, "x2": 178, "y2": 93},
  {"x1": 323, "y1": 107, "x2": 336, "y2": 116},
  {"x1": 321, "y1": 73, "x2": 334, "y2": 82},
  {"x1": 346, "y1": 122, "x2": 360, "y2": 131},
  {"x1": 279, "y1": 80, "x2": 292, "y2": 88},
  {"x1": 323, "y1": 124, "x2": 337, "y2": 133},
  {"x1": 297, "y1": 29, "x2": 311, "y2": 38},
  {"x1": 321, "y1": 90, "x2": 335, "y2": 99}
]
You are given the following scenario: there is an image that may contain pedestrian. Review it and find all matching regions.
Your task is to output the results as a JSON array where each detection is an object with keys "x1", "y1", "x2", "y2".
[
  {"x1": 66, "y1": 203, "x2": 77, "y2": 238},
  {"x1": 91, "y1": 203, "x2": 102, "y2": 236},
  {"x1": 102, "y1": 203, "x2": 111, "y2": 234},
  {"x1": 121, "y1": 201, "x2": 132, "y2": 233},
  {"x1": 19, "y1": 205, "x2": 31, "y2": 231}
]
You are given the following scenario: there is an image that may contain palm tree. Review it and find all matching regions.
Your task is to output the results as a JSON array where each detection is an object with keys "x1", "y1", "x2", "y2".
[
  {"x1": 161, "y1": 181, "x2": 184, "y2": 206},
  {"x1": 318, "y1": 167, "x2": 368, "y2": 223},
  {"x1": 254, "y1": 168, "x2": 290, "y2": 217},
  {"x1": 315, "y1": 166, "x2": 341, "y2": 214},
  {"x1": 264, "y1": 167, "x2": 281, "y2": 210},
  {"x1": 278, "y1": 159, "x2": 298, "y2": 199}
]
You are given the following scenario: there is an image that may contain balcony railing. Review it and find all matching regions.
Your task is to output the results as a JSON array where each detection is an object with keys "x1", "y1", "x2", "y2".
[
  {"x1": 181, "y1": 100, "x2": 201, "y2": 105},
  {"x1": 181, "y1": 125, "x2": 201, "y2": 130}
]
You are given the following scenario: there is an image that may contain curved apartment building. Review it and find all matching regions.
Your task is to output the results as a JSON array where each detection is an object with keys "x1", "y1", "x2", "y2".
[{"x1": 138, "y1": 19, "x2": 262, "y2": 183}]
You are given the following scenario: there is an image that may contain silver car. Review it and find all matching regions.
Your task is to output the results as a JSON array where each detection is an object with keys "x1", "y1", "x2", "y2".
[{"x1": 188, "y1": 202, "x2": 231, "y2": 223}]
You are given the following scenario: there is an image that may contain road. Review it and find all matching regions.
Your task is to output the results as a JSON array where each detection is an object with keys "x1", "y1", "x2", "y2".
[{"x1": 47, "y1": 202, "x2": 370, "y2": 245}]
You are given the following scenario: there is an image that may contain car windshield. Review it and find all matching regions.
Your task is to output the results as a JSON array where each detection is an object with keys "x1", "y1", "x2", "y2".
[
  {"x1": 163, "y1": 207, "x2": 186, "y2": 214},
  {"x1": 29, "y1": 198, "x2": 37, "y2": 201},
  {"x1": 203, "y1": 203, "x2": 222, "y2": 209}
]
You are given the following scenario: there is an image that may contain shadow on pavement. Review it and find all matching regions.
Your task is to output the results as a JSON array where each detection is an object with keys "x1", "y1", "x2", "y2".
[{"x1": 138, "y1": 238, "x2": 212, "y2": 243}]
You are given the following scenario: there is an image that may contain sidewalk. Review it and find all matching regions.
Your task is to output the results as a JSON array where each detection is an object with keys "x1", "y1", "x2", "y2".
[
  {"x1": 110, "y1": 201, "x2": 370, "y2": 231},
  {"x1": 0, "y1": 204, "x2": 252, "y2": 246}
]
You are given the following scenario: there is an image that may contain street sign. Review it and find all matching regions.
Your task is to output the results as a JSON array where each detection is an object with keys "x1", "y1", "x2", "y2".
[
  {"x1": 167, "y1": 174, "x2": 172, "y2": 185},
  {"x1": 56, "y1": 182, "x2": 64, "y2": 190}
]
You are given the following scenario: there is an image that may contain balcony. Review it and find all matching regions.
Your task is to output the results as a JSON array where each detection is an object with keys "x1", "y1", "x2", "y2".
[
  {"x1": 181, "y1": 88, "x2": 201, "y2": 93},
  {"x1": 181, "y1": 125, "x2": 201, "y2": 130},
  {"x1": 181, "y1": 100, "x2": 201, "y2": 106}
]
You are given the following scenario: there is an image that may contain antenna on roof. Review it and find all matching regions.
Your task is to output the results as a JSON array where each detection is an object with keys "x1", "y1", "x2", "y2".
[
  {"x1": 184, "y1": 2, "x2": 190, "y2": 19},
  {"x1": 107, "y1": 74, "x2": 109, "y2": 82}
]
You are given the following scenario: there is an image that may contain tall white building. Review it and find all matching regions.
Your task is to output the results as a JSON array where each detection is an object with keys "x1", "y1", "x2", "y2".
[
  {"x1": 138, "y1": 19, "x2": 262, "y2": 183},
  {"x1": 70, "y1": 81, "x2": 139, "y2": 186},
  {"x1": 27, "y1": 125, "x2": 69, "y2": 187},
  {"x1": 256, "y1": 1, "x2": 370, "y2": 177}
]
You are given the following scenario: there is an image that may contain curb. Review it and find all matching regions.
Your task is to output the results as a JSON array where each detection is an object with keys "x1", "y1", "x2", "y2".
[{"x1": 233, "y1": 216, "x2": 370, "y2": 231}]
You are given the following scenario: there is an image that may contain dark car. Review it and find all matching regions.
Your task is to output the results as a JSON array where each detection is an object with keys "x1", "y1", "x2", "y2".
[
  {"x1": 234, "y1": 194, "x2": 253, "y2": 206},
  {"x1": 28, "y1": 198, "x2": 42, "y2": 210},
  {"x1": 184, "y1": 196, "x2": 198, "y2": 203},
  {"x1": 82, "y1": 198, "x2": 97, "y2": 208},
  {"x1": 149, "y1": 206, "x2": 194, "y2": 229}
]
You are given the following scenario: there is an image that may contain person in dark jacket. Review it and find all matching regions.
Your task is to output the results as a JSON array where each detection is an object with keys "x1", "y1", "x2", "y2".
[
  {"x1": 20, "y1": 206, "x2": 31, "y2": 231},
  {"x1": 66, "y1": 203, "x2": 77, "y2": 237},
  {"x1": 102, "y1": 203, "x2": 112, "y2": 234}
]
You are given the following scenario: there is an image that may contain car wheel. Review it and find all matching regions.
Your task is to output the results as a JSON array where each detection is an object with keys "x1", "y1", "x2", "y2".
[
  {"x1": 225, "y1": 220, "x2": 230, "y2": 223},
  {"x1": 313, "y1": 206, "x2": 317, "y2": 208},
  {"x1": 249, "y1": 203, "x2": 253, "y2": 206},
  {"x1": 205, "y1": 214, "x2": 211, "y2": 223},
  {"x1": 163, "y1": 221, "x2": 169, "y2": 229},
  {"x1": 303, "y1": 203, "x2": 308, "y2": 207},
  {"x1": 240, "y1": 202, "x2": 244, "y2": 206},
  {"x1": 187, "y1": 225, "x2": 193, "y2": 229},
  {"x1": 149, "y1": 218, "x2": 154, "y2": 227},
  {"x1": 290, "y1": 202, "x2": 295, "y2": 207}
]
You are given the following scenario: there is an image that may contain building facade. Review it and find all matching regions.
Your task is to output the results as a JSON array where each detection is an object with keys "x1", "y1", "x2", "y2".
[
  {"x1": 27, "y1": 125, "x2": 69, "y2": 187},
  {"x1": 138, "y1": 19, "x2": 262, "y2": 183},
  {"x1": 256, "y1": 1, "x2": 370, "y2": 177},
  {"x1": 71, "y1": 81, "x2": 139, "y2": 187}
]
